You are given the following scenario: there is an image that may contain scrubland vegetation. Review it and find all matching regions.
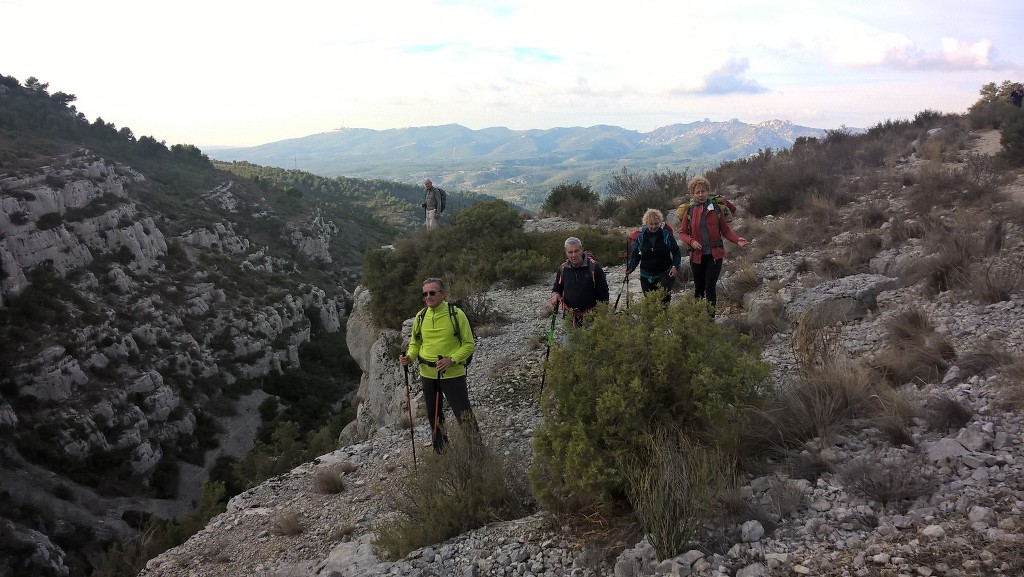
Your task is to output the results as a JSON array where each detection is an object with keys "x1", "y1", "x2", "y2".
[
  {"x1": 367, "y1": 80, "x2": 1024, "y2": 565},
  {"x1": 5, "y1": 71, "x2": 1024, "y2": 574}
]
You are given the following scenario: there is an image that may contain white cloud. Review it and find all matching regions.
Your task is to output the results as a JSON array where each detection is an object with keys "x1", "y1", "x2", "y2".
[{"x1": 3, "y1": 0, "x2": 1019, "y2": 145}]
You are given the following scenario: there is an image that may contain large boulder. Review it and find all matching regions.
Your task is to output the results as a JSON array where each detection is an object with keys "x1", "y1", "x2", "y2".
[
  {"x1": 785, "y1": 273, "x2": 898, "y2": 321},
  {"x1": 340, "y1": 286, "x2": 410, "y2": 444}
]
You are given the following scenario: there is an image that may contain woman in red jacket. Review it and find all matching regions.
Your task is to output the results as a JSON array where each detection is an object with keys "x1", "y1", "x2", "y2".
[{"x1": 676, "y1": 176, "x2": 748, "y2": 315}]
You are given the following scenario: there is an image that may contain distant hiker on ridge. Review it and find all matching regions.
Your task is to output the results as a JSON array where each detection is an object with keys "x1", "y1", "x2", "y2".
[
  {"x1": 400, "y1": 278, "x2": 478, "y2": 454},
  {"x1": 626, "y1": 208, "x2": 682, "y2": 305},
  {"x1": 550, "y1": 237, "x2": 609, "y2": 328},
  {"x1": 422, "y1": 179, "x2": 445, "y2": 228}
]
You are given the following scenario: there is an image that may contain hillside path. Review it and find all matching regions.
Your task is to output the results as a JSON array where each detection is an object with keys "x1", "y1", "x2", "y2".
[{"x1": 969, "y1": 129, "x2": 1024, "y2": 203}]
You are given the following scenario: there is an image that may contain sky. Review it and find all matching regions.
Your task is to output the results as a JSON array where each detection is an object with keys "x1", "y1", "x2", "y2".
[{"x1": 4, "y1": 0, "x2": 1022, "y2": 148}]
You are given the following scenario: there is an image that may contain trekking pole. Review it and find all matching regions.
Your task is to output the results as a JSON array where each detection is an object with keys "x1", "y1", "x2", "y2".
[
  {"x1": 433, "y1": 355, "x2": 443, "y2": 451},
  {"x1": 625, "y1": 275, "x2": 631, "y2": 309},
  {"x1": 540, "y1": 303, "x2": 558, "y2": 392},
  {"x1": 613, "y1": 277, "x2": 627, "y2": 310},
  {"x1": 402, "y1": 365, "x2": 417, "y2": 471}
]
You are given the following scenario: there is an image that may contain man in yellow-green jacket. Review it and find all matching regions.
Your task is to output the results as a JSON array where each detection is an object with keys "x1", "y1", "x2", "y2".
[{"x1": 399, "y1": 277, "x2": 478, "y2": 453}]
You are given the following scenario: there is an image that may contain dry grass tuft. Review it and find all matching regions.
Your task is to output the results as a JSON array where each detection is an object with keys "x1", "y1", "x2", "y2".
[
  {"x1": 489, "y1": 353, "x2": 518, "y2": 379},
  {"x1": 720, "y1": 300, "x2": 789, "y2": 343},
  {"x1": 714, "y1": 484, "x2": 775, "y2": 533},
  {"x1": 888, "y1": 217, "x2": 928, "y2": 244},
  {"x1": 839, "y1": 455, "x2": 937, "y2": 512},
  {"x1": 743, "y1": 218, "x2": 802, "y2": 255},
  {"x1": 853, "y1": 203, "x2": 889, "y2": 229},
  {"x1": 923, "y1": 396, "x2": 974, "y2": 432},
  {"x1": 331, "y1": 523, "x2": 357, "y2": 541},
  {"x1": 313, "y1": 464, "x2": 347, "y2": 494},
  {"x1": 784, "y1": 451, "x2": 833, "y2": 482},
  {"x1": 957, "y1": 340, "x2": 1015, "y2": 378},
  {"x1": 792, "y1": 307, "x2": 846, "y2": 373},
  {"x1": 870, "y1": 414, "x2": 915, "y2": 447},
  {"x1": 995, "y1": 355, "x2": 1024, "y2": 411},
  {"x1": 622, "y1": 429, "x2": 732, "y2": 561},
  {"x1": 739, "y1": 358, "x2": 911, "y2": 468},
  {"x1": 766, "y1": 477, "x2": 807, "y2": 519},
  {"x1": 884, "y1": 307, "x2": 933, "y2": 343},
  {"x1": 968, "y1": 259, "x2": 1023, "y2": 304},
  {"x1": 372, "y1": 435, "x2": 529, "y2": 561},
  {"x1": 813, "y1": 234, "x2": 883, "y2": 279},
  {"x1": 273, "y1": 509, "x2": 304, "y2": 536},
  {"x1": 873, "y1": 307, "x2": 956, "y2": 387},
  {"x1": 719, "y1": 262, "x2": 761, "y2": 305},
  {"x1": 804, "y1": 192, "x2": 841, "y2": 230}
]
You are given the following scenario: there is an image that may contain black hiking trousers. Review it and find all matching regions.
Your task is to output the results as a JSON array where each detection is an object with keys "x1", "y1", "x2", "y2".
[
  {"x1": 690, "y1": 257, "x2": 723, "y2": 314},
  {"x1": 639, "y1": 269, "x2": 675, "y2": 305},
  {"x1": 422, "y1": 375, "x2": 479, "y2": 454}
]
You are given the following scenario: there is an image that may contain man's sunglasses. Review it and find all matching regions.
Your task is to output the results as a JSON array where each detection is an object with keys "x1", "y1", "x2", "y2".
[{"x1": 422, "y1": 291, "x2": 440, "y2": 297}]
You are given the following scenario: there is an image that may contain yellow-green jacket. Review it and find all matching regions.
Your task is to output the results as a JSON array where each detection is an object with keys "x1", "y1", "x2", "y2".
[{"x1": 406, "y1": 301, "x2": 475, "y2": 379}]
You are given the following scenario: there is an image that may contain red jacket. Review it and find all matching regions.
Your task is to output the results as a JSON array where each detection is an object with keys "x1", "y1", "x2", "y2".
[{"x1": 677, "y1": 201, "x2": 742, "y2": 264}]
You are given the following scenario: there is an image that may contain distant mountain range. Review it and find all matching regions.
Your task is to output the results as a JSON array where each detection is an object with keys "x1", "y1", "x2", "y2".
[{"x1": 209, "y1": 120, "x2": 829, "y2": 209}]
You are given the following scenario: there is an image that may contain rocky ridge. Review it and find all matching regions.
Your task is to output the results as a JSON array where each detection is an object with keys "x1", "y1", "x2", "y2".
[
  {"x1": 0, "y1": 150, "x2": 353, "y2": 572},
  {"x1": 140, "y1": 177, "x2": 1024, "y2": 577}
]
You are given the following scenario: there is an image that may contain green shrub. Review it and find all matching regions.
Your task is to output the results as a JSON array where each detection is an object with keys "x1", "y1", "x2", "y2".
[
  {"x1": 362, "y1": 200, "x2": 628, "y2": 328},
  {"x1": 1001, "y1": 114, "x2": 1024, "y2": 164},
  {"x1": 530, "y1": 296, "x2": 771, "y2": 511},
  {"x1": 747, "y1": 156, "x2": 829, "y2": 217},
  {"x1": 541, "y1": 180, "x2": 599, "y2": 217},
  {"x1": 36, "y1": 211, "x2": 63, "y2": 230},
  {"x1": 610, "y1": 188, "x2": 678, "y2": 227}
]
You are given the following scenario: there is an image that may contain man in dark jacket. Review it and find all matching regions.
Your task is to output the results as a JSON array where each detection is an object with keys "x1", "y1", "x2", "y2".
[{"x1": 550, "y1": 237, "x2": 609, "y2": 327}]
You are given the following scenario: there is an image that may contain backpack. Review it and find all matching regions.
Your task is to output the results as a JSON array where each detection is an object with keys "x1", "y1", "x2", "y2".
[
  {"x1": 557, "y1": 250, "x2": 598, "y2": 289},
  {"x1": 413, "y1": 302, "x2": 473, "y2": 367},
  {"x1": 628, "y1": 223, "x2": 674, "y2": 259},
  {"x1": 677, "y1": 194, "x2": 737, "y2": 229},
  {"x1": 708, "y1": 194, "x2": 736, "y2": 222},
  {"x1": 436, "y1": 187, "x2": 447, "y2": 213}
]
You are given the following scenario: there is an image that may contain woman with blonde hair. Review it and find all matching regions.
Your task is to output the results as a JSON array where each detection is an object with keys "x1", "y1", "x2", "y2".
[
  {"x1": 676, "y1": 176, "x2": 748, "y2": 315},
  {"x1": 626, "y1": 208, "x2": 681, "y2": 305}
]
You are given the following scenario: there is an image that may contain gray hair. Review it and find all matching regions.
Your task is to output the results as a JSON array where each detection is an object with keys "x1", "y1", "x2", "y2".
[
  {"x1": 564, "y1": 237, "x2": 583, "y2": 249},
  {"x1": 422, "y1": 277, "x2": 446, "y2": 292}
]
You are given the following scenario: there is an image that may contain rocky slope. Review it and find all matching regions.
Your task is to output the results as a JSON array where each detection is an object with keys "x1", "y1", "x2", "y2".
[
  {"x1": 138, "y1": 132, "x2": 1024, "y2": 577},
  {"x1": 0, "y1": 148, "x2": 365, "y2": 575}
]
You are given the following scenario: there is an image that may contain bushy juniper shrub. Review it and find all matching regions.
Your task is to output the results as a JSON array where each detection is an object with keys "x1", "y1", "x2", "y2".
[
  {"x1": 541, "y1": 180, "x2": 600, "y2": 217},
  {"x1": 531, "y1": 295, "x2": 771, "y2": 512},
  {"x1": 1000, "y1": 114, "x2": 1024, "y2": 165}
]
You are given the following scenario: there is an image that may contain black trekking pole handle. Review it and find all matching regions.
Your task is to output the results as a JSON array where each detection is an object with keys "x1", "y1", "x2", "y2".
[
  {"x1": 403, "y1": 364, "x2": 417, "y2": 471},
  {"x1": 540, "y1": 303, "x2": 558, "y2": 392}
]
